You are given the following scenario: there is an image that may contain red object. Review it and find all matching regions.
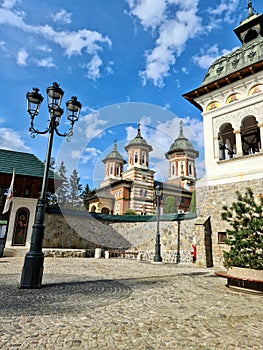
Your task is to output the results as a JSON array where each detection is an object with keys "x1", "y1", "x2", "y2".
[{"x1": 191, "y1": 244, "x2": 196, "y2": 262}]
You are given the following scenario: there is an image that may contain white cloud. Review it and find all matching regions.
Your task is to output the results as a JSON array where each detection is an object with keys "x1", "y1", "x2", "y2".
[
  {"x1": 193, "y1": 45, "x2": 239, "y2": 69},
  {"x1": 51, "y1": 9, "x2": 72, "y2": 25},
  {"x1": 37, "y1": 45, "x2": 52, "y2": 53},
  {"x1": 0, "y1": 40, "x2": 6, "y2": 51},
  {"x1": 1, "y1": 0, "x2": 20, "y2": 9},
  {"x1": 36, "y1": 57, "x2": 56, "y2": 68},
  {"x1": 81, "y1": 111, "x2": 108, "y2": 140},
  {"x1": 17, "y1": 47, "x2": 28, "y2": 65},
  {"x1": 0, "y1": 127, "x2": 30, "y2": 151},
  {"x1": 127, "y1": 0, "x2": 202, "y2": 87},
  {"x1": 0, "y1": 4, "x2": 111, "y2": 79},
  {"x1": 80, "y1": 147, "x2": 102, "y2": 164},
  {"x1": 128, "y1": 0, "x2": 166, "y2": 29},
  {"x1": 207, "y1": 0, "x2": 240, "y2": 26},
  {"x1": 84, "y1": 54, "x2": 103, "y2": 80}
]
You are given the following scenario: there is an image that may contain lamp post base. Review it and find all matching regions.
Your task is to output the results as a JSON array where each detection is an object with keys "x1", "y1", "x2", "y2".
[
  {"x1": 20, "y1": 251, "x2": 44, "y2": 289},
  {"x1": 153, "y1": 253, "x2": 162, "y2": 263}
]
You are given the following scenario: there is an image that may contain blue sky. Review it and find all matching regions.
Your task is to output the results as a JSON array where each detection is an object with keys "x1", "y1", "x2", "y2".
[{"x1": 0, "y1": 0, "x2": 261, "y2": 188}]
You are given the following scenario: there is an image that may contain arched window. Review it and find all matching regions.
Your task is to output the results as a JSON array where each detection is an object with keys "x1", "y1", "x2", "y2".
[
  {"x1": 171, "y1": 163, "x2": 175, "y2": 176},
  {"x1": 240, "y1": 116, "x2": 261, "y2": 155},
  {"x1": 12, "y1": 207, "x2": 29, "y2": 246},
  {"x1": 188, "y1": 162, "x2": 193, "y2": 176},
  {"x1": 110, "y1": 164, "x2": 114, "y2": 175},
  {"x1": 116, "y1": 164, "x2": 120, "y2": 176},
  {"x1": 142, "y1": 152, "x2": 146, "y2": 165},
  {"x1": 218, "y1": 123, "x2": 236, "y2": 160},
  {"x1": 134, "y1": 152, "x2": 138, "y2": 163}
]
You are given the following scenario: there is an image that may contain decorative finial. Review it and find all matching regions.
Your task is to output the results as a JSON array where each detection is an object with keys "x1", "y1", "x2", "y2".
[
  {"x1": 179, "y1": 120, "x2": 184, "y2": 137},
  {"x1": 113, "y1": 139, "x2": 117, "y2": 150},
  {"x1": 137, "y1": 123, "x2": 141, "y2": 137},
  {"x1": 247, "y1": 1, "x2": 257, "y2": 18}
]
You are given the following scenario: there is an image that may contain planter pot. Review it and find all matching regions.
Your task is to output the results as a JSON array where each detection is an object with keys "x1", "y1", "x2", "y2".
[{"x1": 215, "y1": 267, "x2": 263, "y2": 293}]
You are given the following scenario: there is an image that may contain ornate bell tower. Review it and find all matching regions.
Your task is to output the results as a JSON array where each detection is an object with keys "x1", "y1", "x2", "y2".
[
  {"x1": 100, "y1": 140, "x2": 126, "y2": 188},
  {"x1": 165, "y1": 121, "x2": 199, "y2": 191},
  {"x1": 183, "y1": 1, "x2": 263, "y2": 265},
  {"x1": 122, "y1": 124, "x2": 155, "y2": 214}
]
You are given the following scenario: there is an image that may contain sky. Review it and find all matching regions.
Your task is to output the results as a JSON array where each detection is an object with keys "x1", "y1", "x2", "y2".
[{"x1": 0, "y1": 0, "x2": 261, "y2": 189}]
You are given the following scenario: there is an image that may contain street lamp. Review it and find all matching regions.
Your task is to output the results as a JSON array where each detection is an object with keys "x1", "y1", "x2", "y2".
[
  {"x1": 20, "y1": 82, "x2": 81, "y2": 289},
  {"x1": 153, "y1": 184, "x2": 162, "y2": 263}
]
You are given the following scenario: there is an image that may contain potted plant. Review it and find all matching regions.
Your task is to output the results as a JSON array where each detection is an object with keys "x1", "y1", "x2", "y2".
[{"x1": 216, "y1": 188, "x2": 263, "y2": 292}]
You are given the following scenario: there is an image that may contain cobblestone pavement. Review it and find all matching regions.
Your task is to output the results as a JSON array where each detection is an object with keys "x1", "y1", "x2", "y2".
[{"x1": 0, "y1": 257, "x2": 262, "y2": 350}]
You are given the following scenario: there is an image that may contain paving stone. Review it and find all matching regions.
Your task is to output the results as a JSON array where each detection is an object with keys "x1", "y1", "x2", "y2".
[{"x1": 0, "y1": 257, "x2": 262, "y2": 349}]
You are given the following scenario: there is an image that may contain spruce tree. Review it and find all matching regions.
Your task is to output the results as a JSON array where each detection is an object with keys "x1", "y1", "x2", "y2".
[
  {"x1": 69, "y1": 169, "x2": 83, "y2": 209},
  {"x1": 56, "y1": 161, "x2": 69, "y2": 208},
  {"x1": 222, "y1": 188, "x2": 263, "y2": 270},
  {"x1": 80, "y1": 184, "x2": 96, "y2": 210}
]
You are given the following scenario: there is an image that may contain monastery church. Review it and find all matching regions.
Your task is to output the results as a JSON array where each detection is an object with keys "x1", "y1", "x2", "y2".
[{"x1": 87, "y1": 123, "x2": 199, "y2": 215}]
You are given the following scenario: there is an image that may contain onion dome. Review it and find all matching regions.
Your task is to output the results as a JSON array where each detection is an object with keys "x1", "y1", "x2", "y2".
[
  {"x1": 166, "y1": 121, "x2": 199, "y2": 157},
  {"x1": 102, "y1": 140, "x2": 126, "y2": 164},
  {"x1": 124, "y1": 123, "x2": 153, "y2": 152}
]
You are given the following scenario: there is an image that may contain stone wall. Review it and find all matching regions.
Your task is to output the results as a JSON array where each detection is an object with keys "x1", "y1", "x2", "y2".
[
  {"x1": 43, "y1": 211, "x2": 197, "y2": 264},
  {"x1": 196, "y1": 178, "x2": 263, "y2": 266}
]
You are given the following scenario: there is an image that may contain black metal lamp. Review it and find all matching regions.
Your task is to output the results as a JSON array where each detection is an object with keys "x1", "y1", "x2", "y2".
[
  {"x1": 20, "y1": 82, "x2": 81, "y2": 289},
  {"x1": 26, "y1": 88, "x2": 44, "y2": 117},
  {"x1": 153, "y1": 184, "x2": 163, "y2": 263}
]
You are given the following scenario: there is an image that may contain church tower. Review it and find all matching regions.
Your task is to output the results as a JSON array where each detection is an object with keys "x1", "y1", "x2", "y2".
[
  {"x1": 165, "y1": 120, "x2": 199, "y2": 191},
  {"x1": 183, "y1": 1, "x2": 263, "y2": 264},
  {"x1": 100, "y1": 140, "x2": 126, "y2": 188},
  {"x1": 122, "y1": 124, "x2": 155, "y2": 214}
]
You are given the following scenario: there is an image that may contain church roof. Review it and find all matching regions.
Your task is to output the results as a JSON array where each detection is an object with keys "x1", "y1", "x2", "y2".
[
  {"x1": 124, "y1": 124, "x2": 153, "y2": 152},
  {"x1": 183, "y1": 2, "x2": 263, "y2": 110},
  {"x1": 167, "y1": 121, "x2": 198, "y2": 156},
  {"x1": 202, "y1": 3, "x2": 263, "y2": 86},
  {"x1": 102, "y1": 141, "x2": 126, "y2": 164},
  {"x1": 202, "y1": 35, "x2": 263, "y2": 86}
]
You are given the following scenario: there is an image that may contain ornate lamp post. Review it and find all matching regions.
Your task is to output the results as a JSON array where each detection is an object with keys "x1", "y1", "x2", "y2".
[
  {"x1": 20, "y1": 82, "x2": 81, "y2": 289},
  {"x1": 153, "y1": 184, "x2": 162, "y2": 263}
]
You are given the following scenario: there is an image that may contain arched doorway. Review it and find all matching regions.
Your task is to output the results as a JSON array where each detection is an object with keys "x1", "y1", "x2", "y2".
[
  {"x1": 101, "y1": 207, "x2": 110, "y2": 214},
  {"x1": 12, "y1": 207, "x2": 30, "y2": 246}
]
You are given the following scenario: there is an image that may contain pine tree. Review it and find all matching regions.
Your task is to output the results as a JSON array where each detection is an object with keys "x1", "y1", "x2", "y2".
[
  {"x1": 56, "y1": 161, "x2": 69, "y2": 208},
  {"x1": 80, "y1": 184, "x2": 96, "y2": 210},
  {"x1": 222, "y1": 188, "x2": 263, "y2": 270},
  {"x1": 69, "y1": 169, "x2": 83, "y2": 209}
]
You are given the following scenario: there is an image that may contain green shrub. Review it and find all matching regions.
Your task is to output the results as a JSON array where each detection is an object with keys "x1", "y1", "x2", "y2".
[{"x1": 221, "y1": 188, "x2": 263, "y2": 270}]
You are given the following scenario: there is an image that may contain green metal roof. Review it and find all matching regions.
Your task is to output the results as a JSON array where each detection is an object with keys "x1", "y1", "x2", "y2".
[
  {"x1": 0, "y1": 149, "x2": 60, "y2": 180},
  {"x1": 202, "y1": 35, "x2": 263, "y2": 86},
  {"x1": 124, "y1": 124, "x2": 153, "y2": 152},
  {"x1": 48, "y1": 207, "x2": 197, "y2": 222},
  {"x1": 102, "y1": 142, "x2": 126, "y2": 164}
]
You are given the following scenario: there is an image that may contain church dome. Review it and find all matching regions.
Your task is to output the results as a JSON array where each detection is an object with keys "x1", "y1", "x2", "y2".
[
  {"x1": 168, "y1": 121, "x2": 195, "y2": 153},
  {"x1": 125, "y1": 124, "x2": 153, "y2": 151},
  {"x1": 103, "y1": 141, "x2": 126, "y2": 163}
]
